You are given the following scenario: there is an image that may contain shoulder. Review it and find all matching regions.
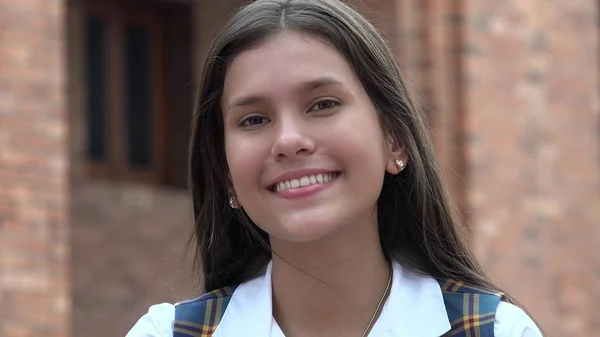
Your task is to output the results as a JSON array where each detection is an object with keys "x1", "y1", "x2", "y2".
[
  {"x1": 436, "y1": 279, "x2": 542, "y2": 337},
  {"x1": 495, "y1": 302, "x2": 543, "y2": 337},
  {"x1": 125, "y1": 286, "x2": 238, "y2": 337},
  {"x1": 125, "y1": 303, "x2": 175, "y2": 337},
  {"x1": 173, "y1": 286, "x2": 237, "y2": 337}
]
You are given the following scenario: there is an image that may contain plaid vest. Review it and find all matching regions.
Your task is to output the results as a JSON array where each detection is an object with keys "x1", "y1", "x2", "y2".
[{"x1": 173, "y1": 279, "x2": 504, "y2": 337}]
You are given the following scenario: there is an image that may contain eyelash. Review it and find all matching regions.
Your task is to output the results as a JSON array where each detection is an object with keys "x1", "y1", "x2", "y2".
[
  {"x1": 238, "y1": 99, "x2": 341, "y2": 128},
  {"x1": 309, "y1": 99, "x2": 340, "y2": 111},
  {"x1": 241, "y1": 116, "x2": 269, "y2": 127}
]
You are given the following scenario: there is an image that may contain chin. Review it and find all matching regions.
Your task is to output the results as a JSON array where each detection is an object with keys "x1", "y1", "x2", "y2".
[{"x1": 267, "y1": 216, "x2": 344, "y2": 243}]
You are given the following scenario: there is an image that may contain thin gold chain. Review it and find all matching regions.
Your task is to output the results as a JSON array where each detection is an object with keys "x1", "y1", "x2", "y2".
[{"x1": 360, "y1": 267, "x2": 393, "y2": 337}]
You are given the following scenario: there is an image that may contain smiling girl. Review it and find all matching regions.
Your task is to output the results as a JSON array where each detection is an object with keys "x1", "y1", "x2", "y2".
[{"x1": 127, "y1": 0, "x2": 542, "y2": 336}]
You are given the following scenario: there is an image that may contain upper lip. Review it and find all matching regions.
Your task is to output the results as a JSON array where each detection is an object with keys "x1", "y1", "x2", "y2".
[{"x1": 267, "y1": 168, "x2": 339, "y2": 189}]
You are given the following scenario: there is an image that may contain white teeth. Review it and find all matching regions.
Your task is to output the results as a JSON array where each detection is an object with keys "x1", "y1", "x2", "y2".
[
  {"x1": 300, "y1": 176, "x2": 310, "y2": 186},
  {"x1": 290, "y1": 179, "x2": 300, "y2": 188},
  {"x1": 273, "y1": 173, "x2": 337, "y2": 192}
]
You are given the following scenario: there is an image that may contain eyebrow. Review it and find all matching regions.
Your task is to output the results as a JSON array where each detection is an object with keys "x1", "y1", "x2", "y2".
[
  {"x1": 300, "y1": 76, "x2": 345, "y2": 92},
  {"x1": 226, "y1": 76, "x2": 345, "y2": 110}
]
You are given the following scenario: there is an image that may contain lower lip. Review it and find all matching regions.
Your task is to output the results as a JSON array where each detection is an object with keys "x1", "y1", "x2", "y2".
[{"x1": 273, "y1": 175, "x2": 339, "y2": 199}]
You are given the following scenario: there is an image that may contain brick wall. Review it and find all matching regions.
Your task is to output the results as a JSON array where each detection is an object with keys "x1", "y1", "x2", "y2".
[
  {"x1": 463, "y1": 0, "x2": 600, "y2": 335},
  {"x1": 0, "y1": 0, "x2": 70, "y2": 336},
  {"x1": 71, "y1": 181, "x2": 195, "y2": 337}
]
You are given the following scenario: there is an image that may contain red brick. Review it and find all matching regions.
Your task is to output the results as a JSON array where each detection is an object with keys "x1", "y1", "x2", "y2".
[{"x1": 0, "y1": 0, "x2": 69, "y2": 336}]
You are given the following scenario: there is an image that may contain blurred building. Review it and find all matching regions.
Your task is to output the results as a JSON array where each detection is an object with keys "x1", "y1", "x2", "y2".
[{"x1": 0, "y1": 0, "x2": 598, "y2": 336}]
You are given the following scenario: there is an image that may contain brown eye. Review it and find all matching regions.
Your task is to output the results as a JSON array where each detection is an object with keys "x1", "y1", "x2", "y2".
[
  {"x1": 241, "y1": 116, "x2": 269, "y2": 127},
  {"x1": 310, "y1": 99, "x2": 340, "y2": 111}
]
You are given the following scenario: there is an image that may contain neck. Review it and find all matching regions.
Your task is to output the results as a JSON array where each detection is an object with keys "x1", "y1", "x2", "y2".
[{"x1": 270, "y1": 219, "x2": 391, "y2": 336}]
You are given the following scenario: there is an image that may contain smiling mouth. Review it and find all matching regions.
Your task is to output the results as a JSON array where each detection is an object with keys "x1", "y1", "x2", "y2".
[{"x1": 271, "y1": 172, "x2": 340, "y2": 192}]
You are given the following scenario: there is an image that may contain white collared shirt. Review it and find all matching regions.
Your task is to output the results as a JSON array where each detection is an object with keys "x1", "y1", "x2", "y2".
[{"x1": 127, "y1": 262, "x2": 542, "y2": 337}]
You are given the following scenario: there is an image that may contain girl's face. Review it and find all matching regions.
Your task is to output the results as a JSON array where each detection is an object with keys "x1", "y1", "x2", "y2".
[{"x1": 221, "y1": 31, "x2": 405, "y2": 243}]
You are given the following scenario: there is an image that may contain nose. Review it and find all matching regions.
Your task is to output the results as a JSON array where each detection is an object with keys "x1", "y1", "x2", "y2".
[{"x1": 270, "y1": 116, "x2": 316, "y2": 161}]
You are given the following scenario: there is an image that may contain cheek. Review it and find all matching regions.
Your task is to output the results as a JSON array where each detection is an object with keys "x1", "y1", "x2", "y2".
[
  {"x1": 327, "y1": 110, "x2": 388, "y2": 169},
  {"x1": 225, "y1": 135, "x2": 267, "y2": 196}
]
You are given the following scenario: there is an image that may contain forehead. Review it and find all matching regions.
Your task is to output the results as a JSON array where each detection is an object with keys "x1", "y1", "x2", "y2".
[{"x1": 221, "y1": 30, "x2": 361, "y2": 103}]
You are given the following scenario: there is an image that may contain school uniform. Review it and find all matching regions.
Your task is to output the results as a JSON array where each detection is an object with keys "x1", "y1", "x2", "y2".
[{"x1": 127, "y1": 261, "x2": 542, "y2": 337}]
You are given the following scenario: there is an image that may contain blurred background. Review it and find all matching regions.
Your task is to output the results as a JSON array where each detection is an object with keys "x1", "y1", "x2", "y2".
[{"x1": 0, "y1": 0, "x2": 598, "y2": 336}]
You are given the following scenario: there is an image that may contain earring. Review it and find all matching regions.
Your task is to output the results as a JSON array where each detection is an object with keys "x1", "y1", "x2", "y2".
[
  {"x1": 394, "y1": 159, "x2": 405, "y2": 172},
  {"x1": 229, "y1": 196, "x2": 240, "y2": 209}
]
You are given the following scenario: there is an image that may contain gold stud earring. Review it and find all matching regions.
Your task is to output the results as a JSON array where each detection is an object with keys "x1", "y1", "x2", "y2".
[
  {"x1": 394, "y1": 159, "x2": 405, "y2": 172},
  {"x1": 229, "y1": 196, "x2": 240, "y2": 209}
]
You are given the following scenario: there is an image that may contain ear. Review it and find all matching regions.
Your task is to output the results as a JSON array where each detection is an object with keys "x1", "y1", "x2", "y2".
[
  {"x1": 385, "y1": 135, "x2": 408, "y2": 174},
  {"x1": 226, "y1": 172, "x2": 237, "y2": 196},
  {"x1": 226, "y1": 175, "x2": 241, "y2": 208}
]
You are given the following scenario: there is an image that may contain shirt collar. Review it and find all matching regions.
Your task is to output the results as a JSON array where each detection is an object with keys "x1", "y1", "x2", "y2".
[
  {"x1": 213, "y1": 262, "x2": 275, "y2": 337},
  {"x1": 370, "y1": 261, "x2": 451, "y2": 336},
  {"x1": 214, "y1": 261, "x2": 451, "y2": 337}
]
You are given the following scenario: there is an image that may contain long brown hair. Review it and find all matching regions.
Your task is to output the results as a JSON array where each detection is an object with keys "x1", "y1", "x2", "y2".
[{"x1": 188, "y1": 0, "x2": 505, "y2": 298}]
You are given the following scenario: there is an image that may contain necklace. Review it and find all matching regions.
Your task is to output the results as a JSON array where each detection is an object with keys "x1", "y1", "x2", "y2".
[{"x1": 360, "y1": 267, "x2": 393, "y2": 337}]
